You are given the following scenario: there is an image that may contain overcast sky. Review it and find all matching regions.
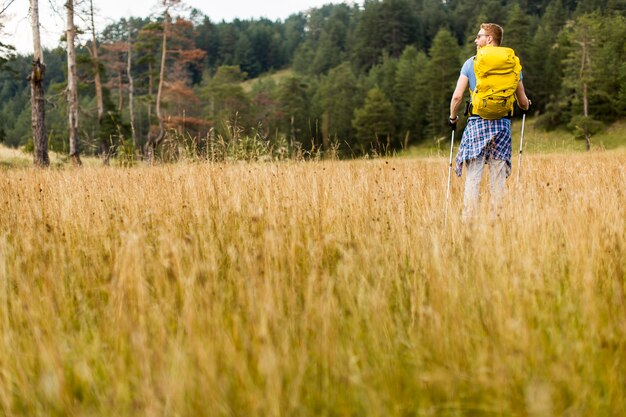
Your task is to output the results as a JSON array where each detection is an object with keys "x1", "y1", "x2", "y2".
[{"x1": 3, "y1": 0, "x2": 361, "y2": 54}]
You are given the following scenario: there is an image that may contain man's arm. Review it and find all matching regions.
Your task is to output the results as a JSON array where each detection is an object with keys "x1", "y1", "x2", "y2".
[
  {"x1": 449, "y1": 75, "x2": 469, "y2": 123},
  {"x1": 516, "y1": 80, "x2": 531, "y2": 110}
]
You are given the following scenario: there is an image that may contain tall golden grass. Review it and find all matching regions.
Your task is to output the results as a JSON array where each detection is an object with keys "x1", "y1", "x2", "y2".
[{"x1": 1, "y1": 150, "x2": 625, "y2": 416}]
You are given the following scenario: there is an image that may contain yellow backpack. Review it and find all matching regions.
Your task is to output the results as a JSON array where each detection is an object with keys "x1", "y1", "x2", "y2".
[{"x1": 470, "y1": 45, "x2": 522, "y2": 120}]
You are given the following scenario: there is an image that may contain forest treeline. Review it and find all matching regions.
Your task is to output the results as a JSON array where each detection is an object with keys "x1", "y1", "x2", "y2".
[{"x1": 1, "y1": 0, "x2": 625, "y2": 159}]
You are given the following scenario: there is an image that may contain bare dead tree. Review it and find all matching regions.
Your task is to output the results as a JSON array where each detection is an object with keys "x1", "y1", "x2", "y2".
[
  {"x1": 85, "y1": 0, "x2": 110, "y2": 164},
  {"x1": 579, "y1": 34, "x2": 592, "y2": 151},
  {"x1": 144, "y1": 10, "x2": 168, "y2": 162},
  {"x1": 66, "y1": 0, "x2": 81, "y2": 165},
  {"x1": 29, "y1": 0, "x2": 49, "y2": 167},
  {"x1": 127, "y1": 20, "x2": 137, "y2": 148},
  {"x1": 144, "y1": 0, "x2": 181, "y2": 163}
]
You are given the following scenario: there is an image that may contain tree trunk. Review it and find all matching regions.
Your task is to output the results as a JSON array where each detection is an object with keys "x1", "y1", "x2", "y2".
[
  {"x1": 89, "y1": 0, "x2": 108, "y2": 165},
  {"x1": 148, "y1": 61, "x2": 153, "y2": 128},
  {"x1": 580, "y1": 35, "x2": 591, "y2": 152},
  {"x1": 66, "y1": 0, "x2": 81, "y2": 166},
  {"x1": 118, "y1": 72, "x2": 124, "y2": 113},
  {"x1": 145, "y1": 9, "x2": 169, "y2": 163},
  {"x1": 322, "y1": 111, "x2": 329, "y2": 151},
  {"x1": 154, "y1": 11, "x2": 168, "y2": 148},
  {"x1": 30, "y1": 0, "x2": 49, "y2": 167},
  {"x1": 127, "y1": 21, "x2": 137, "y2": 148},
  {"x1": 583, "y1": 82, "x2": 590, "y2": 151}
]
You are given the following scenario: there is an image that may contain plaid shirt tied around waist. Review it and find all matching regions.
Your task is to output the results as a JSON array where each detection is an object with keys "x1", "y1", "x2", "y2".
[{"x1": 455, "y1": 117, "x2": 512, "y2": 177}]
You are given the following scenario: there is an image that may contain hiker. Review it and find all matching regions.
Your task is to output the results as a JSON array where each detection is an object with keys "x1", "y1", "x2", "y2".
[{"x1": 448, "y1": 23, "x2": 531, "y2": 222}]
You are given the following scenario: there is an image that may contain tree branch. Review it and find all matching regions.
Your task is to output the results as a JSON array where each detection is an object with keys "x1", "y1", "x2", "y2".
[{"x1": 0, "y1": 0, "x2": 17, "y2": 16}]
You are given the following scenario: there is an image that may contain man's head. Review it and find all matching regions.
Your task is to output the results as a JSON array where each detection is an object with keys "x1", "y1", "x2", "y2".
[{"x1": 475, "y1": 23, "x2": 503, "y2": 48}]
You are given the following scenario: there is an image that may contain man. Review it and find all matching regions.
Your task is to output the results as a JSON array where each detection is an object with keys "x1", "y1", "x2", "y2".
[{"x1": 449, "y1": 23, "x2": 531, "y2": 222}]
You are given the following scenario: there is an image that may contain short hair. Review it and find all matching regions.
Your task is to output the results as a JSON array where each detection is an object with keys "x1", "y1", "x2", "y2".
[{"x1": 481, "y1": 23, "x2": 503, "y2": 46}]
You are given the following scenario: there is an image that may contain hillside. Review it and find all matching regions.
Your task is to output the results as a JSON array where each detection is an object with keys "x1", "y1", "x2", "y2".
[
  {"x1": 401, "y1": 118, "x2": 626, "y2": 158},
  {"x1": 241, "y1": 68, "x2": 294, "y2": 93}
]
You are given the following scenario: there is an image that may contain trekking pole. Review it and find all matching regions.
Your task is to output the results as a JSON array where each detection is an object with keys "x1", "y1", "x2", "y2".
[
  {"x1": 516, "y1": 113, "x2": 526, "y2": 184},
  {"x1": 444, "y1": 127, "x2": 455, "y2": 227}
]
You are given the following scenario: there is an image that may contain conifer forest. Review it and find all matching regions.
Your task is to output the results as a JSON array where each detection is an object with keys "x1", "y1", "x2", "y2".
[{"x1": 1, "y1": 0, "x2": 625, "y2": 160}]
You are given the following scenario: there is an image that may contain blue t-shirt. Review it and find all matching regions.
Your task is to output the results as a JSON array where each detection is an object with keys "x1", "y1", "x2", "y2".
[
  {"x1": 461, "y1": 57, "x2": 477, "y2": 91},
  {"x1": 461, "y1": 56, "x2": 523, "y2": 92}
]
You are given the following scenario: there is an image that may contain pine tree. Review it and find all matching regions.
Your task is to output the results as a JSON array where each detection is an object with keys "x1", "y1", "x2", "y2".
[
  {"x1": 248, "y1": 78, "x2": 280, "y2": 139},
  {"x1": 479, "y1": 0, "x2": 506, "y2": 25},
  {"x1": 145, "y1": 4, "x2": 206, "y2": 161},
  {"x1": 352, "y1": 87, "x2": 395, "y2": 153},
  {"x1": 353, "y1": 0, "x2": 419, "y2": 71},
  {"x1": 292, "y1": 4, "x2": 354, "y2": 75},
  {"x1": 424, "y1": 29, "x2": 461, "y2": 140},
  {"x1": 409, "y1": 51, "x2": 431, "y2": 143},
  {"x1": 283, "y1": 14, "x2": 307, "y2": 61},
  {"x1": 526, "y1": 0, "x2": 567, "y2": 116},
  {"x1": 292, "y1": 43, "x2": 316, "y2": 75},
  {"x1": 278, "y1": 76, "x2": 311, "y2": 143},
  {"x1": 394, "y1": 46, "x2": 420, "y2": 146},
  {"x1": 504, "y1": 1, "x2": 533, "y2": 61},
  {"x1": 590, "y1": 14, "x2": 626, "y2": 119},
  {"x1": 133, "y1": 19, "x2": 162, "y2": 138},
  {"x1": 315, "y1": 62, "x2": 361, "y2": 149},
  {"x1": 366, "y1": 53, "x2": 398, "y2": 103},
  {"x1": 201, "y1": 66, "x2": 249, "y2": 137},
  {"x1": 364, "y1": 53, "x2": 398, "y2": 143},
  {"x1": 559, "y1": 13, "x2": 604, "y2": 150},
  {"x1": 418, "y1": 0, "x2": 450, "y2": 48},
  {"x1": 196, "y1": 17, "x2": 220, "y2": 69},
  {"x1": 218, "y1": 24, "x2": 238, "y2": 65},
  {"x1": 313, "y1": 6, "x2": 352, "y2": 74},
  {"x1": 311, "y1": 30, "x2": 344, "y2": 74},
  {"x1": 234, "y1": 33, "x2": 257, "y2": 77}
]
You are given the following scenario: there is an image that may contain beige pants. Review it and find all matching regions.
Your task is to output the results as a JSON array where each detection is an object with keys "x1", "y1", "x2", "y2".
[{"x1": 462, "y1": 155, "x2": 507, "y2": 222}]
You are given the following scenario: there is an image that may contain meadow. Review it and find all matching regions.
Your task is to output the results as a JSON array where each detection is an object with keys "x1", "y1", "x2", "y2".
[{"x1": 0, "y1": 126, "x2": 625, "y2": 416}]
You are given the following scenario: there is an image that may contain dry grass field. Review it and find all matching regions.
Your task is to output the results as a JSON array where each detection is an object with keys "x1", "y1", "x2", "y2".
[{"x1": 0, "y1": 148, "x2": 625, "y2": 416}]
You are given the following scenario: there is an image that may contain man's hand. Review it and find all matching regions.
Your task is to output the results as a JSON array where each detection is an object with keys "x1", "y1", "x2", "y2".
[
  {"x1": 520, "y1": 99, "x2": 532, "y2": 115},
  {"x1": 448, "y1": 115, "x2": 458, "y2": 131}
]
